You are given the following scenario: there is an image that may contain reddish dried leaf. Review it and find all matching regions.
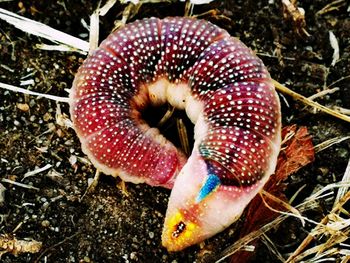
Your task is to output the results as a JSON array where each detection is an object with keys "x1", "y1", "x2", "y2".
[{"x1": 230, "y1": 125, "x2": 315, "y2": 263}]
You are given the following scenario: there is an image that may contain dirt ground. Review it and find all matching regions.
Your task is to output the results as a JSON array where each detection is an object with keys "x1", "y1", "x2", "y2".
[{"x1": 0, "y1": 0, "x2": 349, "y2": 262}]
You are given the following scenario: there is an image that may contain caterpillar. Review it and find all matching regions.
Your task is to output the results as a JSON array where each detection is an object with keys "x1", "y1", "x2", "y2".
[{"x1": 69, "y1": 17, "x2": 281, "y2": 251}]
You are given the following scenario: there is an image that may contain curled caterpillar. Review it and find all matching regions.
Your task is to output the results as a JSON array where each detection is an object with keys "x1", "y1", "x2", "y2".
[{"x1": 69, "y1": 17, "x2": 281, "y2": 251}]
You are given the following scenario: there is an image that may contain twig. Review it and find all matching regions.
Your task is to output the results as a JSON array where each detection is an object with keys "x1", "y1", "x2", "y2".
[
  {"x1": 341, "y1": 255, "x2": 350, "y2": 263},
  {"x1": 327, "y1": 75, "x2": 350, "y2": 89},
  {"x1": 257, "y1": 52, "x2": 296, "y2": 61},
  {"x1": 33, "y1": 232, "x2": 80, "y2": 263},
  {"x1": 12, "y1": 221, "x2": 24, "y2": 233},
  {"x1": 80, "y1": 170, "x2": 101, "y2": 201},
  {"x1": 0, "y1": 183, "x2": 5, "y2": 204},
  {"x1": 273, "y1": 79, "x2": 350, "y2": 123}
]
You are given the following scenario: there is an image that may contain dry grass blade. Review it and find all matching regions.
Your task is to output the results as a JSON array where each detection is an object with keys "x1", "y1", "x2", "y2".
[
  {"x1": 327, "y1": 75, "x2": 350, "y2": 89},
  {"x1": 215, "y1": 201, "x2": 310, "y2": 263},
  {"x1": 314, "y1": 136, "x2": 350, "y2": 153},
  {"x1": 333, "y1": 106, "x2": 350, "y2": 115},
  {"x1": 260, "y1": 190, "x2": 305, "y2": 226},
  {"x1": 304, "y1": 182, "x2": 350, "y2": 204},
  {"x1": 307, "y1": 87, "x2": 339, "y2": 101},
  {"x1": 1, "y1": 178, "x2": 40, "y2": 191},
  {"x1": 157, "y1": 106, "x2": 175, "y2": 127},
  {"x1": 185, "y1": 0, "x2": 194, "y2": 16},
  {"x1": 0, "y1": 8, "x2": 89, "y2": 53},
  {"x1": 113, "y1": 2, "x2": 143, "y2": 30},
  {"x1": 89, "y1": 9, "x2": 100, "y2": 53},
  {"x1": 89, "y1": 0, "x2": 117, "y2": 53},
  {"x1": 273, "y1": 80, "x2": 350, "y2": 123},
  {"x1": 341, "y1": 254, "x2": 350, "y2": 263},
  {"x1": 23, "y1": 164, "x2": 53, "y2": 179},
  {"x1": 316, "y1": 0, "x2": 347, "y2": 16},
  {"x1": 0, "y1": 82, "x2": 70, "y2": 103},
  {"x1": 177, "y1": 118, "x2": 190, "y2": 156},
  {"x1": 292, "y1": 222, "x2": 350, "y2": 262},
  {"x1": 294, "y1": 246, "x2": 341, "y2": 263},
  {"x1": 215, "y1": 183, "x2": 350, "y2": 263},
  {"x1": 333, "y1": 158, "x2": 350, "y2": 209},
  {"x1": 261, "y1": 234, "x2": 285, "y2": 262},
  {"x1": 285, "y1": 190, "x2": 350, "y2": 263}
]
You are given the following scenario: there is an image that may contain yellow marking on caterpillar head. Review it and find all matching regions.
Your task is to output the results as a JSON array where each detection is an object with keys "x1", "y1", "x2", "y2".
[{"x1": 162, "y1": 210, "x2": 199, "y2": 251}]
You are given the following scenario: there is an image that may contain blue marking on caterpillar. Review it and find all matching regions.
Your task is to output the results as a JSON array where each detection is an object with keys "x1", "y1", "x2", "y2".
[{"x1": 196, "y1": 174, "x2": 221, "y2": 203}]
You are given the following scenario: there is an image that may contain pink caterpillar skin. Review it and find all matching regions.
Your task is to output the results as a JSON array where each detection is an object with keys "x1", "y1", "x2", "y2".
[{"x1": 69, "y1": 17, "x2": 281, "y2": 251}]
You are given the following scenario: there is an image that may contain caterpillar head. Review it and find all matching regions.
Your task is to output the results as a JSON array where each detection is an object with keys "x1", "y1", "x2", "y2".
[{"x1": 161, "y1": 147, "x2": 270, "y2": 251}]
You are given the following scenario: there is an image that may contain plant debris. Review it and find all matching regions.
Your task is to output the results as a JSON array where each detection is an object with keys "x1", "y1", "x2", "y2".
[
  {"x1": 227, "y1": 125, "x2": 315, "y2": 263},
  {"x1": 0, "y1": 234, "x2": 42, "y2": 257},
  {"x1": 281, "y1": 0, "x2": 310, "y2": 37}
]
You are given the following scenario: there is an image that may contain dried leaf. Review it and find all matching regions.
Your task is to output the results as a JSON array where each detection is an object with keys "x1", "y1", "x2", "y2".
[{"x1": 268, "y1": 125, "x2": 315, "y2": 189}]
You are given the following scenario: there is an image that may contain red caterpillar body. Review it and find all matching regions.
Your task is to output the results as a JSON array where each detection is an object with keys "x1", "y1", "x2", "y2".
[{"x1": 70, "y1": 17, "x2": 281, "y2": 251}]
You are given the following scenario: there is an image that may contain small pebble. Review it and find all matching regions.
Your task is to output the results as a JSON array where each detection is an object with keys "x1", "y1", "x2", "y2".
[
  {"x1": 17, "y1": 103, "x2": 30, "y2": 112},
  {"x1": 83, "y1": 256, "x2": 91, "y2": 262},
  {"x1": 41, "y1": 220, "x2": 50, "y2": 227},
  {"x1": 14, "y1": 120, "x2": 21, "y2": 127},
  {"x1": 43, "y1": 112, "x2": 52, "y2": 122},
  {"x1": 130, "y1": 252, "x2": 137, "y2": 260},
  {"x1": 148, "y1": 232, "x2": 154, "y2": 239}
]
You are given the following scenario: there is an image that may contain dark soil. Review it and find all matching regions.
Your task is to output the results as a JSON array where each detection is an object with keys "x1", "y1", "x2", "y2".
[{"x1": 0, "y1": 1, "x2": 349, "y2": 263}]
